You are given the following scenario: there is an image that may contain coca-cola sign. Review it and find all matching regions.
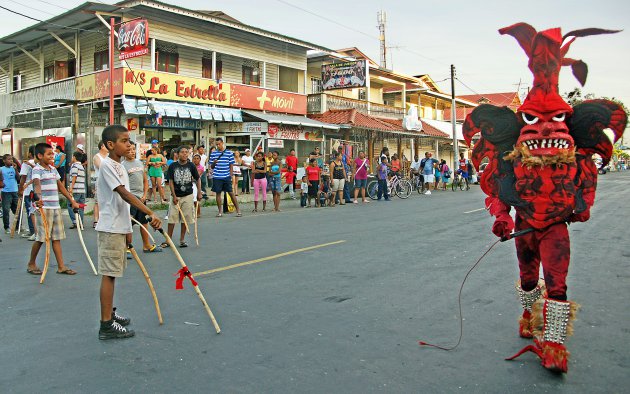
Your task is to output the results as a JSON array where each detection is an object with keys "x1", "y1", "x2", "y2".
[{"x1": 118, "y1": 19, "x2": 149, "y2": 60}]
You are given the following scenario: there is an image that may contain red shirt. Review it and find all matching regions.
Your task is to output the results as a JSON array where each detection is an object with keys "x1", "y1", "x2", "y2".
[
  {"x1": 306, "y1": 166, "x2": 320, "y2": 181},
  {"x1": 285, "y1": 170, "x2": 296, "y2": 184},
  {"x1": 285, "y1": 154, "x2": 298, "y2": 171}
]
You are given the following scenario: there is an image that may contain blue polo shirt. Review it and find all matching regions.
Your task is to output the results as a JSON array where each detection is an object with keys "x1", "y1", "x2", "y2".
[{"x1": 1, "y1": 165, "x2": 18, "y2": 193}]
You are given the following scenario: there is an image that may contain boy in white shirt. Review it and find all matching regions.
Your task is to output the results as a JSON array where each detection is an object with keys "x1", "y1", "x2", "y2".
[{"x1": 96, "y1": 125, "x2": 161, "y2": 340}]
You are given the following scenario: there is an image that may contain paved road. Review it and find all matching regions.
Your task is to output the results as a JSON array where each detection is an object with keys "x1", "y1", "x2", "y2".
[{"x1": 1, "y1": 172, "x2": 628, "y2": 393}]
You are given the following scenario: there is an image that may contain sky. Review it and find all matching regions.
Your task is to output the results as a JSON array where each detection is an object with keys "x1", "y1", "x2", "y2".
[{"x1": 1, "y1": 0, "x2": 629, "y2": 107}]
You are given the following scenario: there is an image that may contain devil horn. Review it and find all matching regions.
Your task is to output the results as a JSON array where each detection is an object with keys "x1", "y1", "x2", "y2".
[
  {"x1": 562, "y1": 58, "x2": 588, "y2": 86},
  {"x1": 499, "y1": 22, "x2": 537, "y2": 56},
  {"x1": 563, "y1": 28, "x2": 622, "y2": 40}
]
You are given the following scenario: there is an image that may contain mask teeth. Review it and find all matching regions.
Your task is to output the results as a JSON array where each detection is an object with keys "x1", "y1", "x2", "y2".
[{"x1": 524, "y1": 138, "x2": 571, "y2": 150}]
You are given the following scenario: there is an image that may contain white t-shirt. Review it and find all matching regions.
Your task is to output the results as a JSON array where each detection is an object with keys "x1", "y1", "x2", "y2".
[
  {"x1": 96, "y1": 156, "x2": 132, "y2": 234},
  {"x1": 301, "y1": 182, "x2": 308, "y2": 192},
  {"x1": 200, "y1": 153, "x2": 208, "y2": 169},
  {"x1": 19, "y1": 159, "x2": 35, "y2": 194},
  {"x1": 92, "y1": 151, "x2": 108, "y2": 179},
  {"x1": 241, "y1": 155, "x2": 254, "y2": 168},
  {"x1": 410, "y1": 160, "x2": 421, "y2": 171}
]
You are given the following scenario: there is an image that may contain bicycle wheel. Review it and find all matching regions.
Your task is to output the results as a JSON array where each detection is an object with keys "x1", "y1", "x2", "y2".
[
  {"x1": 459, "y1": 178, "x2": 465, "y2": 191},
  {"x1": 451, "y1": 178, "x2": 457, "y2": 191},
  {"x1": 416, "y1": 178, "x2": 424, "y2": 194},
  {"x1": 396, "y1": 180, "x2": 412, "y2": 199},
  {"x1": 367, "y1": 181, "x2": 379, "y2": 200},
  {"x1": 465, "y1": 179, "x2": 470, "y2": 191}
]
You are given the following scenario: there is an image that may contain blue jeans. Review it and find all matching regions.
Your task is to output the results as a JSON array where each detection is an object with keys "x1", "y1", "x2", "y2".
[
  {"x1": 67, "y1": 193, "x2": 85, "y2": 224},
  {"x1": 377, "y1": 179, "x2": 389, "y2": 200},
  {"x1": 24, "y1": 194, "x2": 35, "y2": 235},
  {"x1": 1, "y1": 191, "x2": 18, "y2": 230}
]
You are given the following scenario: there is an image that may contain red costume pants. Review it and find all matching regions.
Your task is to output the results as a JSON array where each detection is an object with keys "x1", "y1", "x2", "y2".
[{"x1": 514, "y1": 216, "x2": 570, "y2": 300}]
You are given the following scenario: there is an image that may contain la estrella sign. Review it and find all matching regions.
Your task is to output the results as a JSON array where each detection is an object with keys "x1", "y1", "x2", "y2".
[{"x1": 124, "y1": 68, "x2": 231, "y2": 106}]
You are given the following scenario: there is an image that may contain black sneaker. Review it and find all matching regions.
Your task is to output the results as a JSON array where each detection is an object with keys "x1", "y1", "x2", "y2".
[
  {"x1": 99, "y1": 319, "x2": 135, "y2": 340},
  {"x1": 112, "y1": 307, "x2": 131, "y2": 326}
]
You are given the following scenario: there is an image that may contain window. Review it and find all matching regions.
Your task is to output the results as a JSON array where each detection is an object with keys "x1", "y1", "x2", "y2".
[
  {"x1": 311, "y1": 77, "x2": 322, "y2": 93},
  {"x1": 94, "y1": 50, "x2": 108, "y2": 71},
  {"x1": 13, "y1": 73, "x2": 22, "y2": 91},
  {"x1": 44, "y1": 65, "x2": 55, "y2": 83},
  {"x1": 358, "y1": 89, "x2": 367, "y2": 101},
  {"x1": 202, "y1": 58, "x2": 222, "y2": 80},
  {"x1": 242, "y1": 65, "x2": 260, "y2": 86},
  {"x1": 156, "y1": 52, "x2": 178, "y2": 73}
]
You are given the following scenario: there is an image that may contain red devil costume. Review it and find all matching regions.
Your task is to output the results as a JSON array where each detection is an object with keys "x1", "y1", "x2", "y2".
[{"x1": 463, "y1": 23, "x2": 626, "y2": 373}]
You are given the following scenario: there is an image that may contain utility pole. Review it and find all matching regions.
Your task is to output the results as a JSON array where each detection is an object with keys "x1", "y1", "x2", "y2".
[
  {"x1": 450, "y1": 64, "x2": 458, "y2": 167},
  {"x1": 377, "y1": 11, "x2": 387, "y2": 69}
]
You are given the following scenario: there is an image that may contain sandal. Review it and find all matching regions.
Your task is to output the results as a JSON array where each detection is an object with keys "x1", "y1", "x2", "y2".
[
  {"x1": 143, "y1": 245, "x2": 163, "y2": 253},
  {"x1": 236, "y1": 212, "x2": 242, "y2": 217},
  {"x1": 56, "y1": 268, "x2": 77, "y2": 275},
  {"x1": 93, "y1": 222, "x2": 97, "y2": 228},
  {"x1": 180, "y1": 241, "x2": 188, "y2": 248},
  {"x1": 252, "y1": 209, "x2": 258, "y2": 213},
  {"x1": 160, "y1": 242, "x2": 169, "y2": 249},
  {"x1": 216, "y1": 213, "x2": 223, "y2": 217},
  {"x1": 27, "y1": 268, "x2": 42, "y2": 275}
]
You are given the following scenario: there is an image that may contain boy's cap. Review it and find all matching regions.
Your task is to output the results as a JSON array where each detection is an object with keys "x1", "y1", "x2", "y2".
[{"x1": 76, "y1": 144, "x2": 85, "y2": 151}]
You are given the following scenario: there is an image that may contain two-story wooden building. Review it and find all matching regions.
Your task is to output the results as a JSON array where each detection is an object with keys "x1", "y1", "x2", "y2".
[{"x1": 0, "y1": 0, "x2": 339, "y2": 167}]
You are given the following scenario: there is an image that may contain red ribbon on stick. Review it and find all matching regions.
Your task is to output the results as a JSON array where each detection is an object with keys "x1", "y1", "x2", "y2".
[{"x1": 175, "y1": 266, "x2": 198, "y2": 289}]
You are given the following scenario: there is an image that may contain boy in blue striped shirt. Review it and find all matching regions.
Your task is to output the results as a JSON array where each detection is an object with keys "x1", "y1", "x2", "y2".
[{"x1": 209, "y1": 137, "x2": 241, "y2": 217}]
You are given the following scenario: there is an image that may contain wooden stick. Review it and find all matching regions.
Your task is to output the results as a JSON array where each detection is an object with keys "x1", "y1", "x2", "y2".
[
  {"x1": 38, "y1": 208, "x2": 51, "y2": 284},
  {"x1": 76, "y1": 214, "x2": 98, "y2": 275},
  {"x1": 194, "y1": 201, "x2": 199, "y2": 247},
  {"x1": 128, "y1": 243, "x2": 163, "y2": 325},
  {"x1": 17, "y1": 194, "x2": 25, "y2": 234},
  {"x1": 157, "y1": 228, "x2": 221, "y2": 333},
  {"x1": 131, "y1": 217, "x2": 156, "y2": 244},
  {"x1": 10, "y1": 196, "x2": 23, "y2": 238},
  {"x1": 175, "y1": 202, "x2": 190, "y2": 234}
]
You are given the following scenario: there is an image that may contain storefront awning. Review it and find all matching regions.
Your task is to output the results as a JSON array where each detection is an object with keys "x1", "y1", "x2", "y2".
[
  {"x1": 122, "y1": 98, "x2": 242, "y2": 122},
  {"x1": 243, "y1": 110, "x2": 340, "y2": 130}
]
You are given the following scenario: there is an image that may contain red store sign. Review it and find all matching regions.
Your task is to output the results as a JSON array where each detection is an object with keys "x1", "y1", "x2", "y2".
[
  {"x1": 118, "y1": 19, "x2": 149, "y2": 60},
  {"x1": 230, "y1": 84, "x2": 306, "y2": 115}
]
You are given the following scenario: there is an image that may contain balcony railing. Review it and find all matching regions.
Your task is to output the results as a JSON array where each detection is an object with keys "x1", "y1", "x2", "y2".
[
  {"x1": 307, "y1": 93, "x2": 405, "y2": 119},
  {"x1": 11, "y1": 78, "x2": 76, "y2": 112}
]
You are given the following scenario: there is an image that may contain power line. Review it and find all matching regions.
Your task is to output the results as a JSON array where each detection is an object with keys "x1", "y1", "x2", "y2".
[
  {"x1": 0, "y1": 4, "x2": 106, "y2": 35},
  {"x1": 35, "y1": 0, "x2": 72, "y2": 11},
  {"x1": 12, "y1": 0, "x2": 58, "y2": 17},
  {"x1": 275, "y1": 0, "x2": 447, "y2": 66}
]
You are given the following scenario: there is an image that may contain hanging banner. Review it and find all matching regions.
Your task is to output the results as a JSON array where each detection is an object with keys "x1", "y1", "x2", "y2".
[
  {"x1": 267, "y1": 125, "x2": 322, "y2": 141},
  {"x1": 118, "y1": 19, "x2": 150, "y2": 60},
  {"x1": 76, "y1": 69, "x2": 124, "y2": 101},
  {"x1": 321, "y1": 60, "x2": 367, "y2": 90}
]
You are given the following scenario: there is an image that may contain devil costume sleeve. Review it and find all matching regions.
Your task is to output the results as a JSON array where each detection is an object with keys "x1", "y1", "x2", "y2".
[{"x1": 462, "y1": 23, "x2": 627, "y2": 373}]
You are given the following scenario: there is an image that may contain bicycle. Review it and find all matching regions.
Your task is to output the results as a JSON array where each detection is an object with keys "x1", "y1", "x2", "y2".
[
  {"x1": 409, "y1": 172, "x2": 425, "y2": 194},
  {"x1": 367, "y1": 174, "x2": 412, "y2": 199},
  {"x1": 451, "y1": 172, "x2": 470, "y2": 191}
]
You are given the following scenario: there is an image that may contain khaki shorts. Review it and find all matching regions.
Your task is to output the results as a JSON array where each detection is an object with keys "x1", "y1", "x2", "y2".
[
  {"x1": 35, "y1": 208, "x2": 66, "y2": 242},
  {"x1": 97, "y1": 232, "x2": 127, "y2": 278},
  {"x1": 332, "y1": 178, "x2": 345, "y2": 192},
  {"x1": 169, "y1": 194, "x2": 195, "y2": 225}
]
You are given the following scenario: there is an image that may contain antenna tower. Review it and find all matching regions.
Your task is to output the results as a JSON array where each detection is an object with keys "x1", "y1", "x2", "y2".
[{"x1": 377, "y1": 11, "x2": 387, "y2": 68}]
